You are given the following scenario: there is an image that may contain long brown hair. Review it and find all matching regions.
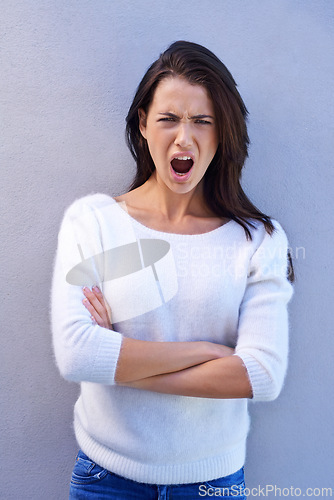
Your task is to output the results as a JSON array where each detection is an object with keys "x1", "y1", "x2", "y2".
[{"x1": 125, "y1": 41, "x2": 294, "y2": 282}]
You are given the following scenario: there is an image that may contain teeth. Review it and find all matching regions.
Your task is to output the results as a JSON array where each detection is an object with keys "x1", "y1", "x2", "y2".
[{"x1": 175, "y1": 156, "x2": 192, "y2": 160}]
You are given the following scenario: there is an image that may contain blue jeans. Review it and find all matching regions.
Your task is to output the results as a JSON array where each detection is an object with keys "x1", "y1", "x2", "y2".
[{"x1": 69, "y1": 450, "x2": 246, "y2": 499}]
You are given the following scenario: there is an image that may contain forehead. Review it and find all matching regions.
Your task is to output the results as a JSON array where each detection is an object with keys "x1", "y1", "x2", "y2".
[{"x1": 149, "y1": 76, "x2": 215, "y2": 115}]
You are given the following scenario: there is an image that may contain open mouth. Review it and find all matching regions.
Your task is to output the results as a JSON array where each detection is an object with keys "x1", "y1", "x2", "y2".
[{"x1": 171, "y1": 156, "x2": 194, "y2": 176}]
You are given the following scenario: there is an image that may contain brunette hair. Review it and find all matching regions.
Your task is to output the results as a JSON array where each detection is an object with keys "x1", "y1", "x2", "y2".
[{"x1": 125, "y1": 41, "x2": 294, "y2": 282}]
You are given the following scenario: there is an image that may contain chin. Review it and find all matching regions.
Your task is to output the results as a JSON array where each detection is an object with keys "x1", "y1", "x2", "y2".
[{"x1": 169, "y1": 182, "x2": 197, "y2": 195}]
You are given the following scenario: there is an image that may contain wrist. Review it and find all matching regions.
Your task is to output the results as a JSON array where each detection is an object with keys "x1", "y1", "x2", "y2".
[
  {"x1": 195, "y1": 341, "x2": 225, "y2": 362},
  {"x1": 207, "y1": 342, "x2": 235, "y2": 359}
]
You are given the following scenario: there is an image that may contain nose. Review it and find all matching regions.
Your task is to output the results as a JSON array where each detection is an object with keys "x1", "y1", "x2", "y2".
[{"x1": 174, "y1": 122, "x2": 193, "y2": 148}]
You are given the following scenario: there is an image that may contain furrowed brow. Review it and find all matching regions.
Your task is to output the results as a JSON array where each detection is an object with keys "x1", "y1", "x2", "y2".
[
  {"x1": 158, "y1": 112, "x2": 214, "y2": 119},
  {"x1": 158, "y1": 112, "x2": 179, "y2": 118},
  {"x1": 190, "y1": 114, "x2": 214, "y2": 120}
]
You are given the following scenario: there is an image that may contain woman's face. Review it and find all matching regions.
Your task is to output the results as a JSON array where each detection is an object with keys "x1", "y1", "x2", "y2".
[{"x1": 139, "y1": 76, "x2": 218, "y2": 195}]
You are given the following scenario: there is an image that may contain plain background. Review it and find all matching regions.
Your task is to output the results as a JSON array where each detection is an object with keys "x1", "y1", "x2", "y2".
[{"x1": 1, "y1": 1, "x2": 334, "y2": 498}]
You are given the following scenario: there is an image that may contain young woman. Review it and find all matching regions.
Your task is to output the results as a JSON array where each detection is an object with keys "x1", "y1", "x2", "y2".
[{"x1": 51, "y1": 41, "x2": 294, "y2": 499}]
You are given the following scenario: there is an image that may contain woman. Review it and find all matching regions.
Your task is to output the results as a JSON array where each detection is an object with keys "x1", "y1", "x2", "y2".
[{"x1": 51, "y1": 41, "x2": 294, "y2": 499}]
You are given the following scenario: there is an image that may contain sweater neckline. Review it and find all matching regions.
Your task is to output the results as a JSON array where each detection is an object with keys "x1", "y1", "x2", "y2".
[{"x1": 106, "y1": 195, "x2": 235, "y2": 239}]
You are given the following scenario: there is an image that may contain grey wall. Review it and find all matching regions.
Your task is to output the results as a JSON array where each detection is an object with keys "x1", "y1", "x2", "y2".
[{"x1": 1, "y1": 1, "x2": 333, "y2": 498}]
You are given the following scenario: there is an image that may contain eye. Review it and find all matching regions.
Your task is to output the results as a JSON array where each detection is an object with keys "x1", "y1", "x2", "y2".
[
  {"x1": 158, "y1": 117, "x2": 176, "y2": 122},
  {"x1": 195, "y1": 119, "x2": 212, "y2": 125}
]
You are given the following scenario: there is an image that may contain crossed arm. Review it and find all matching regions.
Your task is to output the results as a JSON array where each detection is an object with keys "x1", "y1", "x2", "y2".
[{"x1": 82, "y1": 286, "x2": 253, "y2": 399}]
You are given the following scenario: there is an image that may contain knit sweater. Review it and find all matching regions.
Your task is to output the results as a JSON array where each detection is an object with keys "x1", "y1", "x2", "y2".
[{"x1": 50, "y1": 192, "x2": 294, "y2": 485}]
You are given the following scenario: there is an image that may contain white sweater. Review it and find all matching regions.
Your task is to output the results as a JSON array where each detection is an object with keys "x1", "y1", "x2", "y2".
[{"x1": 50, "y1": 193, "x2": 294, "y2": 485}]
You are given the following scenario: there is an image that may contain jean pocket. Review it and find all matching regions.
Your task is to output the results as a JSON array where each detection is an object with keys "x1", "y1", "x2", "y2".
[{"x1": 70, "y1": 451, "x2": 109, "y2": 485}]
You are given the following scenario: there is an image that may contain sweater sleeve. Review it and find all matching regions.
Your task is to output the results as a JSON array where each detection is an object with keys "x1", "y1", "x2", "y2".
[
  {"x1": 234, "y1": 220, "x2": 294, "y2": 401},
  {"x1": 50, "y1": 195, "x2": 123, "y2": 384}
]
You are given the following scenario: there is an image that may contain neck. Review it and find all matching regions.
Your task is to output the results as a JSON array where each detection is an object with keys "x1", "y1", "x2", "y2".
[{"x1": 140, "y1": 172, "x2": 208, "y2": 222}]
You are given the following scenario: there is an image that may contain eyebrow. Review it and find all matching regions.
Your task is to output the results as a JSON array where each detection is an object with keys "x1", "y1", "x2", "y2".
[{"x1": 158, "y1": 112, "x2": 214, "y2": 120}]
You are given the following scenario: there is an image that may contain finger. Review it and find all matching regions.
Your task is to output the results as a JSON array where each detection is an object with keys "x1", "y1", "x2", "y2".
[
  {"x1": 82, "y1": 287, "x2": 108, "y2": 318},
  {"x1": 82, "y1": 287, "x2": 113, "y2": 328},
  {"x1": 83, "y1": 298, "x2": 108, "y2": 329},
  {"x1": 91, "y1": 286, "x2": 113, "y2": 324},
  {"x1": 91, "y1": 286, "x2": 106, "y2": 306},
  {"x1": 82, "y1": 297, "x2": 103, "y2": 324}
]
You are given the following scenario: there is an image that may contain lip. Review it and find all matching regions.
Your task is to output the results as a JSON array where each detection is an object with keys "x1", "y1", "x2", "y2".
[
  {"x1": 170, "y1": 151, "x2": 195, "y2": 163},
  {"x1": 170, "y1": 163, "x2": 194, "y2": 182},
  {"x1": 169, "y1": 151, "x2": 195, "y2": 182}
]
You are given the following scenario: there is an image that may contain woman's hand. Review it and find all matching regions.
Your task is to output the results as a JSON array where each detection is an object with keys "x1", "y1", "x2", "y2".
[
  {"x1": 81, "y1": 286, "x2": 236, "y2": 386},
  {"x1": 82, "y1": 286, "x2": 113, "y2": 329}
]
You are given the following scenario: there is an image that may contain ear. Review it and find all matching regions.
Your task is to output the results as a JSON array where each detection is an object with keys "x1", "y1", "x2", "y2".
[{"x1": 138, "y1": 108, "x2": 147, "y2": 139}]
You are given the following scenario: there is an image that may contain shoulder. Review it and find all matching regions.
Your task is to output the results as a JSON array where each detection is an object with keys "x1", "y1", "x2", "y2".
[
  {"x1": 56, "y1": 193, "x2": 117, "y2": 238},
  {"x1": 245, "y1": 218, "x2": 291, "y2": 280},
  {"x1": 247, "y1": 218, "x2": 289, "y2": 250},
  {"x1": 63, "y1": 192, "x2": 116, "y2": 217},
  {"x1": 55, "y1": 194, "x2": 116, "y2": 263},
  {"x1": 59, "y1": 193, "x2": 120, "y2": 229}
]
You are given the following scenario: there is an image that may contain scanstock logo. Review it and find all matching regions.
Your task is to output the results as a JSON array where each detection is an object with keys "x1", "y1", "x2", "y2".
[{"x1": 64, "y1": 199, "x2": 178, "y2": 322}]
